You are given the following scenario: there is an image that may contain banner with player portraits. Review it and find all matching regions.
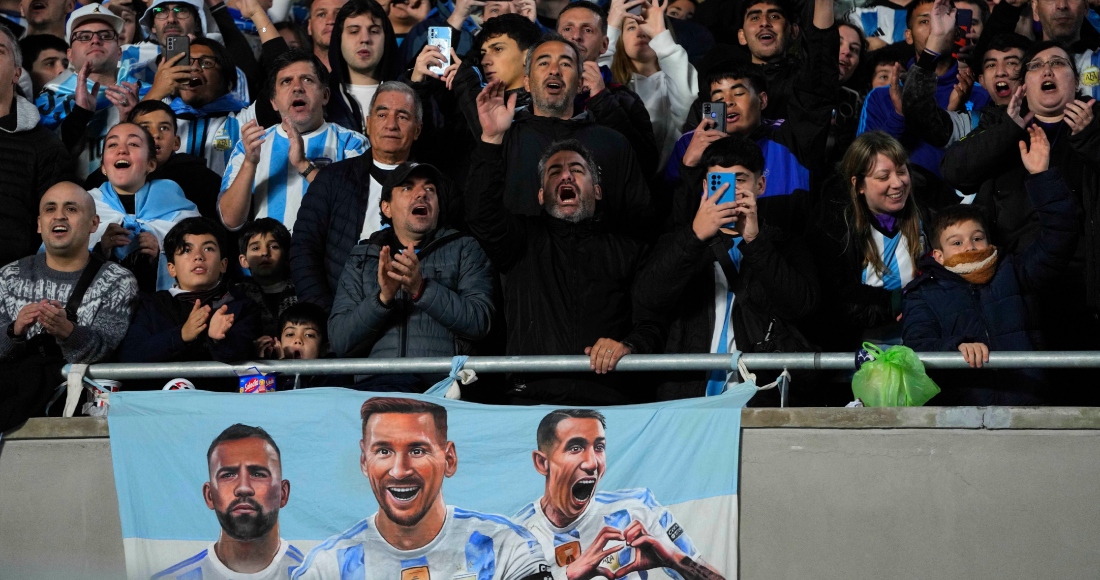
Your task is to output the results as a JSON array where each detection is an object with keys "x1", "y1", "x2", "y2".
[{"x1": 107, "y1": 384, "x2": 755, "y2": 580}]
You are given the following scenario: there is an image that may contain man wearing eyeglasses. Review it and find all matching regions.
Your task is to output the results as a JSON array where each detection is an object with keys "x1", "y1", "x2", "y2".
[{"x1": 35, "y1": 3, "x2": 147, "y2": 179}]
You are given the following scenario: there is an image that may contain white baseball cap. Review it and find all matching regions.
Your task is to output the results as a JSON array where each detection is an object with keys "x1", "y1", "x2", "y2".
[{"x1": 66, "y1": 3, "x2": 125, "y2": 43}]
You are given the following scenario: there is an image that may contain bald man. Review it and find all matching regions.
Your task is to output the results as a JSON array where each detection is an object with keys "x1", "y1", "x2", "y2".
[{"x1": 0, "y1": 181, "x2": 138, "y2": 364}]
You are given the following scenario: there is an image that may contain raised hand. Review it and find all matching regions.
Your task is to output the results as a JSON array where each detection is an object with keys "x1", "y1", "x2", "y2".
[
  {"x1": 888, "y1": 62, "x2": 904, "y2": 116},
  {"x1": 442, "y1": 49, "x2": 463, "y2": 90},
  {"x1": 1018, "y1": 123, "x2": 1050, "y2": 174},
  {"x1": 283, "y1": 118, "x2": 309, "y2": 175},
  {"x1": 146, "y1": 52, "x2": 191, "y2": 102},
  {"x1": 682, "y1": 117, "x2": 725, "y2": 168},
  {"x1": 377, "y1": 245, "x2": 402, "y2": 305},
  {"x1": 388, "y1": 244, "x2": 425, "y2": 297},
  {"x1": 73, "y1": 62, "x2": 101, "y2": 112},
  {"x1": 1065, "y1": 98, "x2": 1096, "y2": 136},
  {"x1": 412, "y1": 43, "x2": 446, "y2": 83},
  {"x1": 608, "y1": 0, "x2": 645, "y2": 29},
  {"x1": 638, "y1": 0, "x2": 668, "y2": 39},
  {"x1": 515, "y1": 0, "x2": 538, "y2": 22},
  {"x1": 947, "y1": 67, "x2": 974, "y2": 112},
  {"x1": 239, "y1": 119, "x2": 266, "y2": 165},
  {"x1": 926, "y1": 0, "x2": 956, "y2": 55},
  {"x1": 692, "y1": 181, "x2": 737, "y2": 241},
  {"x1": 732, "y1": 185, "x2": 759, "y2": 242},
  {"x1": 99, "y1": 223, "x2": 133, "y2": 256},
  {"x1": 1007, "y1": 85, "x2": 1033, "y2": 128},
  {"x1": 447, "y1": 0, "x2": 486, "y2": 29},
  {"x1": 181, "y1": 299, "x2": 211, "y2": 342},
  {"x1": 476, "y1": 79, "x2": 517, "y2": 144},
  {"x1": 208, "y1": 304, "x2": 235, "y2": 341},
  {"x1": 106, "y1": 80, "x2": 141, "y2": 120},
  {"x1": 581, "y1": 61, "x2": 606, "y2": 96},
  {"x1": 256, "y1": 335, "x2": 282, "y2": 358}
]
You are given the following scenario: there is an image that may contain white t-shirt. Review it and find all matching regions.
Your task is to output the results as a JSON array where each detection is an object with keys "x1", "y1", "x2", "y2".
[
  {"x1": 513, "y1": 489, "x2": 702, "y2": 580},
  {"x1": 153, "y1": 539, "x2": 304, "y2": 579},
  {"x1": 292, "y1": 506, "x2": 551, "y2": 580},
  {"x1": 360, "y1": 160, "x2": 401, "y2": 241},
  {"x1": 346, "y1": 83, "x2": 381, "y2": 128}
]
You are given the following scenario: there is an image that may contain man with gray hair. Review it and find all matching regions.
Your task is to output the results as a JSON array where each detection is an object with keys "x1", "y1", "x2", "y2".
[
  {"x1": 291, "y1": 80, "x2": 432, "y2": 309},
  {"x1": 465, "y1": 78, "x2": 671, "y2": 405}
]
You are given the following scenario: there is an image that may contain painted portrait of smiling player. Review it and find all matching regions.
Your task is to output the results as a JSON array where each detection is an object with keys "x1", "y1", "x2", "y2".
[
  {"x1": 292, "y1": 397, "x2": 554, "y2": 580},
  {"x1": 514, "y1": 410, "x2": 725, "y2": 580}
]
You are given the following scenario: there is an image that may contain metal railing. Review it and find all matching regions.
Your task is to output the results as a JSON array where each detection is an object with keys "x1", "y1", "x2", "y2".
[{"x1": 79, "y1": 351, "x2": 1100, "y2": 380}]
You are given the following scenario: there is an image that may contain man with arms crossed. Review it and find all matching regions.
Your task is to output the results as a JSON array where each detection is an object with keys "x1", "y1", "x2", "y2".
[
  {"x1": 154, "y1": 424, "x2": 303, "y2": 579},
  {"x1": 514, "y1": 409, "x2": 724, "y2": 580},
  {"x1": 293, "y1": 397, "x2": 553, "y2": 580}
]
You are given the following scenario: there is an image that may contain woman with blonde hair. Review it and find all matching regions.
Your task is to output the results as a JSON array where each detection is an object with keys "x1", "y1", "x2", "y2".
[
  {"x1": 806, "y1": 131, "x2": 960, "y2": 351},
  {"x1": 601, "y1": 0, "x2": 698, "y2": 168}
]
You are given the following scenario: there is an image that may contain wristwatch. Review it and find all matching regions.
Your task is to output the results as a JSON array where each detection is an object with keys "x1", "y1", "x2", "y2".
[{"x1": 300, "y1": 162, "x2": 318, "y2": 180}]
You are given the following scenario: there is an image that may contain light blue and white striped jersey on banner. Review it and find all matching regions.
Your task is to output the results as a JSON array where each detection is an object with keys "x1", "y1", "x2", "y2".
[
  {"x1": 219, "y1": 122, "x2": 368, "y2": 232},
  {"x1": 152, "y1": 539, "x2": 304, "y2": 580},
  {"x1": 846, "y1": 6, "x2": 908, "y2": 45},
  {"x1": 36, "y1": 67, "x2": 150, "y2": 179},
  {"x1": 121, "y1": 41, "x2": 252, "y2": 103},
  {"x1": 861, "y1": 229, "x2": 917, "y2": 291},
  {"x1": 515, "y1": 489, "x2": 701, "y2": 580},
  {"x1": 291, "y1": 506, "x2": 549, "y2": 580}
]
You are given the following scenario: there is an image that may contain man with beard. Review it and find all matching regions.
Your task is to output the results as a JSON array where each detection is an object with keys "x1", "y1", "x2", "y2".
[
  {"x1": 292, "y1": 397, "x2": 552, "y2": 580},
  {"x1": 154, "y1": 424, "x2": 303, "y2": 579},
  {"x1": 465, "y1": 80, "x2": 673, "y2": 404},
  {"x1": 514, "y1": 410, "x2": 723, "y2": 580}
]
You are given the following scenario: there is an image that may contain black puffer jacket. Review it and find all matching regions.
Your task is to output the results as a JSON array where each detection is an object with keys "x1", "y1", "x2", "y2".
[
  {"x1": 903, "y1": 169, "x2": 1078, "y2": 403},
  {"x1": 940, "y1": 105, "x2": 1100, "y2": 348},
  {"x1": 0, "y1": 95, "x2": 73, "y2": 267},
  {"x1": 465, "y1": 141, "x2": 669, "y2": 404}
]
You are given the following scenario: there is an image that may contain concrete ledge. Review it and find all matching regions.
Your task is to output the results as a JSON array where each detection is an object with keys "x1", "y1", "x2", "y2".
[{"x1": 7, "y1": 407, "x2": 1100, "y2": 440}]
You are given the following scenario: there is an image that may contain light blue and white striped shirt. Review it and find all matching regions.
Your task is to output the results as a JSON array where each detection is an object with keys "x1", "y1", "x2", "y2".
[
  {"x1": 153, "y1": 539, "x2": 304, "y2": 579},
  {"x1": 219, "y1": 121, "x2": 368, "y2": 232}
]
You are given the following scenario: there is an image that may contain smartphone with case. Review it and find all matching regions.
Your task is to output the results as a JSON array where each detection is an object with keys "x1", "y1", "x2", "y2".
[
  {"x1": 952, "y1": 9, "x2": 972, "y2": 60},
  {"x1": 707, "y1": 171, "x2": 739, "y2": 230},
  {"x1": 702, "y1": 102, "x2": 727, "y2": 134},
  {"x1": 628, "y1": 3, "x2": 643, "y2": 16},
  {"x1": 165, "y1": 35, "x2": 190, "y2": 68},
  {"x1": 428, "y1": 27, "x2": 452, "y2": 76}
]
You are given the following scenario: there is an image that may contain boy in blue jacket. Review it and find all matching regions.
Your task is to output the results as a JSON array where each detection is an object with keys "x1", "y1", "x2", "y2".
[
  {"x1": 119, "y1": 217, "x2": 261, "y2": 390},
  {"x1": 902, "y1": 125, "x2": 1078, "y2": 404}
]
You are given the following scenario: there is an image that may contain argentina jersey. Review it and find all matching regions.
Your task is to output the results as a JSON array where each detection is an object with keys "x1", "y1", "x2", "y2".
[
  {"x1": 513, "y1": 489, "x2": 701, "y2": 580},
  {"x1": 1075, "y1": 49, "x2": 1100, "y2": 99},
  {"x1": 861, "y1": 229, "x2": 920, "y2": 290},
  {"x1": 846, "y1": 6, "x2": 908, "y2": 44},
  {"x1": 177, "y1": 102, "x2": 255, "y2": 175},
  {"x1": 153, "y1": 539, "x2": 304, "y2": 580},
  {"x1": 219, "y1": 121, "x2": 368, "y2": 232},
  {"x1": 291, "y1": 506, "x2": 552, "y2": 580}
]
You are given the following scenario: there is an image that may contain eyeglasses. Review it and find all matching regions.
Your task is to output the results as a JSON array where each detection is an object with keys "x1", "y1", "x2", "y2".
[
  {"x1": 192, "y1": 56, "x2": 218, "y2": 70},
  {"x1": 70, "y1": 29, "x2": 119, "y2": 43},
  {"x1": 150, "y1": 6, "x2": 195, "y2": 21},
  {"x1": 1025, "y1": 57, "x2": 1072, "y2": 72}
]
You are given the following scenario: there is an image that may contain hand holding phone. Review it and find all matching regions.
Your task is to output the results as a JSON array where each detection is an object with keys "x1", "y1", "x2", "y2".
[
  {"x1": 164, "y1": 35, "x2": 190, "y2": 68},
  {"x1": 702, "y1": 102, "x2": 727, "y2": 134},
  {"x1": 428, "y1": 27, "x2": 452, "y2": 76}
]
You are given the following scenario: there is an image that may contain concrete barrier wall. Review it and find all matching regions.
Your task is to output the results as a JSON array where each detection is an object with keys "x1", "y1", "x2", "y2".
[{"x1": 4, "y1": 410, "x2": 1100, "y2": 580}]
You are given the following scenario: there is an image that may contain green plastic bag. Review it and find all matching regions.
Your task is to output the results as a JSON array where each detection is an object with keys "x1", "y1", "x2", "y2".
[{"x1": 851, "y1": 343, "x2": 941, "y2": 407}]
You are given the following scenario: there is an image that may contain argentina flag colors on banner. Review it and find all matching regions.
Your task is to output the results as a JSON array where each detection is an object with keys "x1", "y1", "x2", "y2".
[{"x1": 107, "y1": 384, "x2": 754, "y2": 580}]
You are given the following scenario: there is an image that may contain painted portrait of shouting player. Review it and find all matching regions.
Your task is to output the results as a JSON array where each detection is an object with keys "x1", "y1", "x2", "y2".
[{"x1": 513, "y1": 409, "x2": 725, "y2": 580}]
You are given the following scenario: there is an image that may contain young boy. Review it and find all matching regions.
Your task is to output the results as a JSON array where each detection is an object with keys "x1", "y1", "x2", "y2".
[
  {"x1": 119, "y1": 217, "x2": 261, "y2": 390},
  {"x1": 902, "y1": 125, "x2": 1078, "y2": 405},
  {"x1": 235, "y1": 218, "x2": 297, "y2": 337},
  {"x1": 257, "y1": 302, "x2": 327, "y2": 360}
]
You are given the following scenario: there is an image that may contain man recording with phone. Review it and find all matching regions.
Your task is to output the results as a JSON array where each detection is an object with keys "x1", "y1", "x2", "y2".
[{"x1": 647, "y1": 135, "x2": 819, "y2": 401}]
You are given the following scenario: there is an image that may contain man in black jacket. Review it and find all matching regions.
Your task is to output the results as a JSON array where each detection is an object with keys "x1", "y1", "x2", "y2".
[
  {"x1": 651, "y1": 136, "x2": 819, "y2": 401},
  {"x1": 466, "y1": 79, "x2": 667, "y2": 405},
  {"x1": 0, "y1": 24, "x2": 74, "y2": 268},
  {"x1": 291, "y1": 81, "x2": 425, "y2": 309}
]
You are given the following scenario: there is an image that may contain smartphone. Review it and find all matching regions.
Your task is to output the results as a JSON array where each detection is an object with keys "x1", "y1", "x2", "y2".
[
  {"x1": 628, "y1": 2, "x2": 643, "y2": 16},
  {"x1": 707, "y1": 171, "x2": 739, "y2": 230},
  {"x1": 428, "y1": 26, "x2": 452, "y2": 76},
  {"x1": 165, "y1": 35, "x2": 190, "y2": 68},
  {"x1": 953, "y1": 9, "x2": 972, "y2": 60},
  {"x1": 702, "y1": 102, "x2": 727, "y2": 134}
]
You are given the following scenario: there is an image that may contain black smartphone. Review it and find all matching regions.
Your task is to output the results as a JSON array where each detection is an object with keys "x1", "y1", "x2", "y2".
[
  {"x1": 165, "y1": 35, "x2": 190, "y2": 67},
  {"x1": 953, "y1": 9, "x2": 972, "y2": 60},
  {"x1": 702, "y1": 102, "x2": 727, "y2": 134}
]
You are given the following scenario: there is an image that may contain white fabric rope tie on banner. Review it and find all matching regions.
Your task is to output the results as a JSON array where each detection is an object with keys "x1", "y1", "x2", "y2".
[
  {"x1": 737, "y1": 357, "x2": 792, "y2": 391},
  {"x1": 424, "y1": 355, "x2": 478, "y2": 399}
]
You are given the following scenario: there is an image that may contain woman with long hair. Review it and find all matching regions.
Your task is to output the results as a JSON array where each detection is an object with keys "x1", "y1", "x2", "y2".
[
  {"x1": 603, "y1": 0, "x2": 698, "y2": 168},
  {"x1": 87, "y1": 123, "x2": 200, "y2": 293},
  {"x1": 807, "y1": 131, "x2": 960, "y2": 351}
]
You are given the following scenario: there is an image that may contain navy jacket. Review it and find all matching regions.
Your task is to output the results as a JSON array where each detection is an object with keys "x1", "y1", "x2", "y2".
[{"x1": 902, "y1": 169, "x2": 1078, "y2": 402}]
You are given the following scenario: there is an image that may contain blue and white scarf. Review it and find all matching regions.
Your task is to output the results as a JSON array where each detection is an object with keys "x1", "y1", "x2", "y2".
[{"x1": 87, "y1": 180, "x2": 200, "y2": 291}]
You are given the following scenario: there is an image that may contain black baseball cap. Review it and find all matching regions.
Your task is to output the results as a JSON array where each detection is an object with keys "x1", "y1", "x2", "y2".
[{"x1": 380, "y1": 162, "x2": 445, "y2": 203}]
